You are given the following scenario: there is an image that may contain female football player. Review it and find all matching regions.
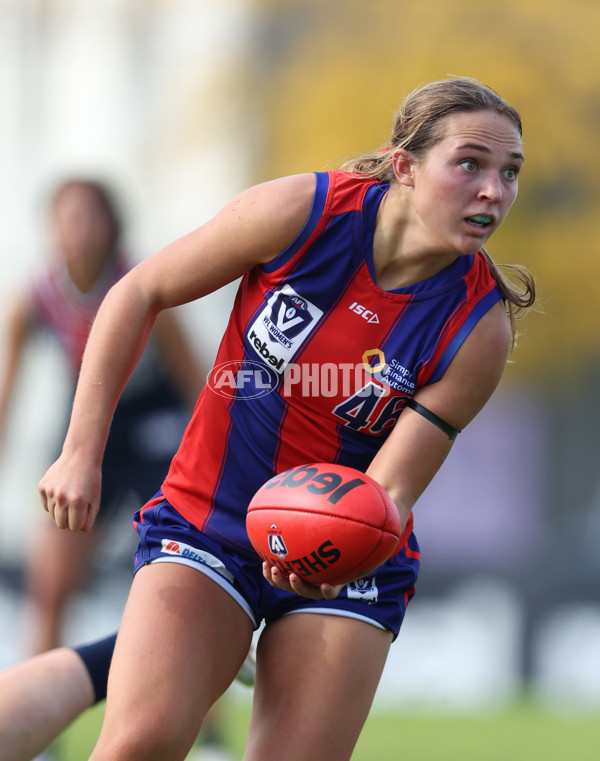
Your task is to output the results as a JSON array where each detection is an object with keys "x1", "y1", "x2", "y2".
[{"x1": 38, "y1": 77, "x2": 535, "y2": 761}]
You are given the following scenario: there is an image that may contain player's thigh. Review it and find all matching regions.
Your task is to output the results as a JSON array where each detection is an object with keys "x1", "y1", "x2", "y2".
[
  {"x1": 246, "y1": 612, "x2": 392, "y2": 761},
  {"x1": 100, "y1": 562, "x2": 253, "y2": 752}
]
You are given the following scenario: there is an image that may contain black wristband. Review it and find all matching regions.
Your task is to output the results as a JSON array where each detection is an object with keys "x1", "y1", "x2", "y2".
[{"x1": 403, "y1": 397, "x2": 461, "y2": 441}]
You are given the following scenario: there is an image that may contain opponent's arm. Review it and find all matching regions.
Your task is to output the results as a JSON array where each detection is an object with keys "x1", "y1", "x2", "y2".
[
  {"x1": 38, "y1": 174, "x2": 317, "y2": 532},
  {"x1": 0, "y1": 294, "x2": 32, "y2": 453},
  {"x1": 152, "y1": 310, "x2": 208, "y2": 409}
]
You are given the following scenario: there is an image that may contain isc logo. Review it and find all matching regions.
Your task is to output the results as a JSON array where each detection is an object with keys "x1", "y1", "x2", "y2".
[{"x1": 349, "y1": 302, "x2": 379, "y2": 323}]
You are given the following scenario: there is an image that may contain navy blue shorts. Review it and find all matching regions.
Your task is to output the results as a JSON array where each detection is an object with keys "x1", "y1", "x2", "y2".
[{"x1": 133, "y1": 494, "x2": 420, "y2": 640}]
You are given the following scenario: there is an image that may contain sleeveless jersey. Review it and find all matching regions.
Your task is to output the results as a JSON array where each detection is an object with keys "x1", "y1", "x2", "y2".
[
  {"x1": 29, "y1": 256, "x2": 129, "y2": 377},
  {"x1": 29, "y1": 255, "x2": 176, "y2": 400},
  {"x1": 160, "y1": 171, "x2": 502, "y2": 555}
]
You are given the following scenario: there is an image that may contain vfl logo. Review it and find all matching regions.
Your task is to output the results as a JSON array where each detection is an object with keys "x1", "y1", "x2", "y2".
[
  {"x1": 265, "y1": 289, "x2": 313, "y2": 346},
  {"x1": 347, "y1": 577, "x2": 379, "y2": 603},
  {"x1": 267, "y1": 292, "x2": 311, "y2": 345},
  {"x1": 267, "y1": 525, "x2": 288, "y2": 558},
  {"x1": 246, "y1": 284, "x2": 323, "y2": 374}
]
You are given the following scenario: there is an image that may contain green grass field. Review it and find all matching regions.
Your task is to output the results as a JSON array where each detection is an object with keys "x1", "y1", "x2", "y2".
[{"x1": 56, "y1": 697, "x2": 600, "y2": 761}]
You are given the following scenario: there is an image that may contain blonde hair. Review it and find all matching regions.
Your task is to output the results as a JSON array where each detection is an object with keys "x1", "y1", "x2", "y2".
[{"x1": 341, "y1": 77, "x2": 535, "y2": 340}]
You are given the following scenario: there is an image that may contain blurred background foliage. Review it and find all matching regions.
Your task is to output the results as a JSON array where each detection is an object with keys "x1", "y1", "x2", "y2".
[{"x1": 251, "y1": 0, "x2": 600, "y2": 386}]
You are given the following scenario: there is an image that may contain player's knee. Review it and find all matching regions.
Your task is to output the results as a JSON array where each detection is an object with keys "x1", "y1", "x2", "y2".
[
  {"x1": 29, "y1": 579, "x2": 71, "y2": 612},
  {"x1": 96, "y1": 707, "x2": 196, "y2": 761}
]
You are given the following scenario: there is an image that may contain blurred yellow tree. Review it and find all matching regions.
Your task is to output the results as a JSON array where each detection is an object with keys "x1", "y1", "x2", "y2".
[{"x1": 251, "y1": 0, "x2": 600, "y2": 385}]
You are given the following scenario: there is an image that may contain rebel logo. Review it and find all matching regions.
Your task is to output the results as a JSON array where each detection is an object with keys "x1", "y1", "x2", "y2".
[{"x1": 262, "y1": 464, "x2": 366, "y2": 505}]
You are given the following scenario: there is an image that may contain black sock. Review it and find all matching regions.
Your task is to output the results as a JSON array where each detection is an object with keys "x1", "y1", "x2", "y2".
[{"x1": 73, "y1": 632, "x2": 117, "y2": 704}]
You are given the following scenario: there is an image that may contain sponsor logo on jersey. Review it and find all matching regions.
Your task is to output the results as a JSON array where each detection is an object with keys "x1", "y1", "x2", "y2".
[
  {"x1": 382, "y1": 357, "x2": 416, "y2": 394},
  {"x1": 246, "y1": 284, "x2": 323, "y2": 374},
  {"x1": 349, "y1": 301, "x2": 379, "y2": 323},
  {"x1": 347, "y1": 577, "x2": 379, "y2": 603},
  {"x1": 362, "y1": 348, "x2": 386, "y2": 374},
  {"x1": 363, "y1": 349, "x2": 416, "y2": 394}
]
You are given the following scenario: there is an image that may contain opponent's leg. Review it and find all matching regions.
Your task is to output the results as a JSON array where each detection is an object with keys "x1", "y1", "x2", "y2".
[
  {"x1": 244, "y1": 613, "x2": 392, "y2": 761},
  {"x1": 24, "y1": 521, "x2": 99, "y2": 653},
  {"x1": 0, "y1": 647, "x2": 94, "y2": 761},
  {"x1": 89, "y1": 562, "x2": 253, "y2": 761}
]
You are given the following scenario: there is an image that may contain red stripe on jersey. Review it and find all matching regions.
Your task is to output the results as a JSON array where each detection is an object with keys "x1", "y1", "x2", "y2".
[
  {"x1": 133, "y1": 493, "x2": 166, "y2": 530},
  {"x1": 404, "y1": 536, "x2": 421, "y2": 560},
  {"x1": 270, "y1": 261, "x2": 414, "y2": 474}
]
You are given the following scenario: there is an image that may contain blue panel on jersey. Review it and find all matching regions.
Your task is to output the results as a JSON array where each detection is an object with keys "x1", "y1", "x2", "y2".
[
  {"x1": 427, "y1": 286, "x2": 502, "y2": 383},
  {"x1": 262, "y1": 173, "x2": 330, "y2": 273}
]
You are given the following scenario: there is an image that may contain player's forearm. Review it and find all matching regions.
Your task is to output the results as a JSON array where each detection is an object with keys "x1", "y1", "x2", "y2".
[
  {"x1": 0, "y1": 357, "x2": 21, "y2": 446},
  {"x1": 61, "y1": 277, "x2": 158, "y2": 463},
  {"x1": 0, "y1": 297, "x2": 30, "y2": 449}
]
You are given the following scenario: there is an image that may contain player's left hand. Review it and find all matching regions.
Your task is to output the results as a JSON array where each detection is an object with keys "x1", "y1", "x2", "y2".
[{"x1": 262, "y1": 562, "x2": 344, "y2": 600}]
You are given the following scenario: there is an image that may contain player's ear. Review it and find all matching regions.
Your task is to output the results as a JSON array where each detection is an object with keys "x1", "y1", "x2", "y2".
[{"x1": 392, "y1": 149, "x2": 416, "y2": 188}]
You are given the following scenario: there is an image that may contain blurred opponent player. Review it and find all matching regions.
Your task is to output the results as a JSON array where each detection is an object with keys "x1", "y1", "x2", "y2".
[{"x1": 0, "y1": 178, "x2": 244, "y2": 760}]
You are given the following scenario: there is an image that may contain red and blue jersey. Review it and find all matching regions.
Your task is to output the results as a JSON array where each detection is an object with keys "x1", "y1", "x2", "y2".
[
  {"x1": 160, "y1": 171, "x2": 502, "y2": 555},
  {"x1": 29, "y1": 255, "x2": 128, "y2": 377}
]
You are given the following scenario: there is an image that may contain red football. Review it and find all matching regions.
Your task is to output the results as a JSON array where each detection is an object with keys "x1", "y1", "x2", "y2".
[{"x1": 246, "y1": 462, "x2": 401, "y2": 585}]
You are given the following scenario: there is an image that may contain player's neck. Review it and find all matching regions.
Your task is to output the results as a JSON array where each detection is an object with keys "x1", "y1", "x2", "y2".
[{"x1": 372, "y1": 191, "x2": 458, "y2": 290}]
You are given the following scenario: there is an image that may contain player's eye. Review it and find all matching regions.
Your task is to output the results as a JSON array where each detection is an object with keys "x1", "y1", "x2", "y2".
[
  {"x1": 459, "y1": 159, "x2": 478, "y2": 173},
  {"x1": 503, "y1": 166, "x2": 520, "y2": 181}
]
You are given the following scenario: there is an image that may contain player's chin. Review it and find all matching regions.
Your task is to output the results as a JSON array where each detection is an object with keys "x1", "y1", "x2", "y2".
[
  {"x1": 459, "y1": 226, "x2": 495, "y2": 252},
  {"x1": 452, "y1": 240, "x2": 487, "y2": 257}
]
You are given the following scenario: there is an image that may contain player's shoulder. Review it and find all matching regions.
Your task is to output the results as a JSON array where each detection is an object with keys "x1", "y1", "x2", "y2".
[
  {"x1": 238, "y1": 173, "x2": 317, "y2": 217},
  {"x1": 437, "y1": 301, "x2": 511, "y2": 415},
  {"x1": 217, "y1": 174, "x2": 317, "y2": 264},
  {"x1": 470, "y1": 299, "x2": 512, "y2": 354}
]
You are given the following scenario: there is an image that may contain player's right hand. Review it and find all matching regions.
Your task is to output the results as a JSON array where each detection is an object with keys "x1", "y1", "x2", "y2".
[
  {"x1": 38, "y1": 454, "x2": 102, "y2": 532},
  {"x1": 262, "y1": 562, "x2": 344, "y2": 600}
]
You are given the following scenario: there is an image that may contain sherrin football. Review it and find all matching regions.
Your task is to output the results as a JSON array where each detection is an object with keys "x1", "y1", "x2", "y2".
[{"x1": 246, "y1": 462, "x2": 401, "y2": 586}]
